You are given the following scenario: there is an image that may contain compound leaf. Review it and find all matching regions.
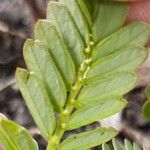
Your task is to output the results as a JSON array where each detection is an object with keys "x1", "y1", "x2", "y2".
[{"x1": 16, "y1": 0, "x2": 150, "y2": 149}]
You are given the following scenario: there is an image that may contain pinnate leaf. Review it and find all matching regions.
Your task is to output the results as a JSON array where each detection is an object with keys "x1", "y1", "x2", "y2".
[{"x1": 15, "y1": 0, "x2": 150, "y2": 149}]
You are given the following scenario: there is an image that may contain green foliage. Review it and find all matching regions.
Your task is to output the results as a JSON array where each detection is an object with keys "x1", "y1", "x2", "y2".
[
  {"x1": 59, "y1": 128, "x2": 117, "y2": 150},
  {"x1": 0, "y1": 0, "x2": 150, "y2": 149},
  {"x1": 0, "y1": 114, "x2": 38, "y2": 150},
  {"x1": 68, "y1": 98, "x2": 127, "y2": 130},
  {"x1": 143, "y1": 85, "x2": 150, "y2": 120},
  {"x1": 102, "y1": 139, "x2": 142, "y2": 150},
  {"x1": 16, "y1": 68, "x2": 56, "y2": 139}
]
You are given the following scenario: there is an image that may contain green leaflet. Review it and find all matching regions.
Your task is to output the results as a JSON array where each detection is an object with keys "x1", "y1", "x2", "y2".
[
  {"x1": 102, "y1": 143, "x2": 111, "y2": 150},
  {"x1": 67, "y1": 98, "x2": 126, "y2": 130},
  {"x1": 0, "y1": 116, "x2": 38, "y2": 150},
  {"x1": 59, "y1": 0, "x2": 128, "y2": 43},
  {"x1": 16, "y1": 69, "x2": 56, "y2": 140},
  {"x1": 35, "y1": 20, "x2": 76, "y2": 89},
  {"x1": 76, "y1": 0, "x2": 91, "y2": 26},
  {"x1": 76, "y1": 73, "x2": 136, "y2": 107},
  {"x1": 143, "y1": 100, "x2": 150, "y2": 120},
  {"x1": 92, "y1": 22, "x2": 150, "y2": 61},
  {"x1": 125, "y1": 139, "x2": 133, "y2": 150},
  {"x1": 91, "y1": 0, "x2": 128, "y2": 42},
  {"x1": 102, "y1": 139, "x2": 141, "y2": 150},
  {"x1": 14, "y1": 0, "x2": 150, "y2": 149},
  {"x1": 60, "y1": 127, "x2": 118, "y2": 150},
  {"x1": 143, "y1": 85, "x2": 150, "y2": 120},
  {"x1": 88, "y1": 46, "x2": 147, "y2": 79},
  {"x1": 133, "y1": 143, "x2": 141, "y2": 150},
  {"x1": 82, "y1": 0, "x2": 93, "y2": 18},
  {"x1": 23, "y1": 39, "x2": 66, "y2": 111},
  {"x1": 47, "y1": 2, "x2": 84, "y2": 68},
  {"x1": 145, "y1": 85, "x2": 150, "y2": 99},
  {"x1": 60, "y1": 0, "x2": 90, "y2": 44},
  {"x1": 112, "y1": 138, "x2": 123, "y2": 150}
]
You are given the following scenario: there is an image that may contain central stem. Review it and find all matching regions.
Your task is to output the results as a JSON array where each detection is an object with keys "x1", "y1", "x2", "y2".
[{"x1": 47, "y1": 41, "x2": 94, "y2": 150}]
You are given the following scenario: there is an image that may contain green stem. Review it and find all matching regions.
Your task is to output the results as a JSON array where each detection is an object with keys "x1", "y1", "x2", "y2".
[{"x1": 47, "y1": 40, "x2": 95, "y2": 150}]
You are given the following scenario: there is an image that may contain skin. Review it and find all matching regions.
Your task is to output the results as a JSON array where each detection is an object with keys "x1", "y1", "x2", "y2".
[
  {"x1": 117, "y1": 0, "x2": 150, "y2": 23},
  {"x1": 127, "y1": 0, "x2": 150, "y2": 24},
  {"x1": 120, "y1": 0, "x2": 150, "y2": 44}
]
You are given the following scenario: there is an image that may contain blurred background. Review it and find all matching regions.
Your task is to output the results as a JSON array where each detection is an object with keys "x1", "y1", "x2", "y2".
[{"x1": 0, "y1": 0, "x2": 150, "y2": 149}]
